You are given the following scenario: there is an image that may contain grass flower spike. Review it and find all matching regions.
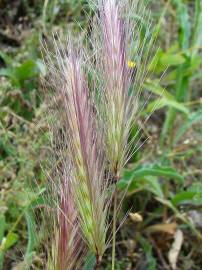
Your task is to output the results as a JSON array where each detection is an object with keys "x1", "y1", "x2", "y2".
[
  {"x1": 44, "y1": 39, "x2": 110, "y2": 263},
  {"x1": 43, "y1": 0, "x2": 153, "y2": 267},
  {"x1": 47, "y1": 167, "x2": 83, "y2": 270},
  {"x1": 91, "y1": 1, "x2": 153, "y2": 268},
  {"x1": 93, "y1": 0, "x2": 152, "y2": 176}
]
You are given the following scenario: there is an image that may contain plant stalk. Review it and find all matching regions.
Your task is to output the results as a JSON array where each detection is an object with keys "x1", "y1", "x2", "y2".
[
  {"x1": 111, "y1": 188, "x2": 117, "y2": 270},
  {"x1": 160, "y1": 63, "x2": 190, "y2": 148}
]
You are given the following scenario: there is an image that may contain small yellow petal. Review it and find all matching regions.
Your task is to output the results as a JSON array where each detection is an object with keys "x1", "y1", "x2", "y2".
[{"x1": 127, "y1": 61, "x2": 136, "y2": 68}]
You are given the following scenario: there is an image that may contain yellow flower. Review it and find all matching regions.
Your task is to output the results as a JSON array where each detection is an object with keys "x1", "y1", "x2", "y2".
[{"x1": 127, "y1": 60, "x2": 136, "y2": 68}]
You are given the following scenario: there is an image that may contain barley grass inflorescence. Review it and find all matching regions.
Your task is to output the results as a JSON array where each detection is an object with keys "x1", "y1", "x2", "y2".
[
  {"x1": 91, "y1": 1, "x2": 153, "y2": 268},
  {"x1": 47, "y1": 167, "x2": 83, "y2": 270},
  {"x1": 43, "y1": 0, "x2": 153, "y2": 268},
  {"x1": 93, "y1": 0, "x2": 152, "y2": 177},
  {"x1": 44, "y1": 40, "x2": 111, "y2": 265}
]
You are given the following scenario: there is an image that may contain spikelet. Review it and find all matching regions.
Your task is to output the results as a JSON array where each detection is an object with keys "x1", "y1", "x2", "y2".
[
  {"x1": 92, "y1": 0, "x2": 153, "y2": 176},
  {"x1": 43, "y1": 38, "x2": 110, "y2": 262},
  {"x1": 47, "y1": 166, "x2": 83, "y2": 270}
]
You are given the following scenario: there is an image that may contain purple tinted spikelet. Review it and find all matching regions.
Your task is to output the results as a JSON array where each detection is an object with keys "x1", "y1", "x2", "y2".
[
  {"x1": 47, "y1": 168, "x2": 83, "y2": 270},
  {"x1": 93, "y1": 0, "x2": 152, "y2": 176},
  {"x1": 101, "y1": 0, "x2": 129, "y2": 175},
  {"x1": 44, "y1": 39, "x2": 110, "y2": 261},
  {"x1": 64, "y1": 51, "x2": 108, "y2": 258},
  {"x1": 57, "y1": 174, "x2": 82, "y2": 270}
]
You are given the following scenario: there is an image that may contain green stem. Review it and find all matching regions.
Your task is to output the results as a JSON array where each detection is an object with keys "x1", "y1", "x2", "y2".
[
  {"x1": 24, "y1": 209, "x2": 36, "y2": 267},
  {"x1": 111, "y1": 189, "x2": 117, "y2": 270},
  {"x1": 160, "y1": 0, "x2": 191, "y2": 148},
  {"x1": 42, "y1": 0, "x2": 49, "y2": 34},
  {"x1": 160, "y1": 63, "x2": 190, "y2": 148}
]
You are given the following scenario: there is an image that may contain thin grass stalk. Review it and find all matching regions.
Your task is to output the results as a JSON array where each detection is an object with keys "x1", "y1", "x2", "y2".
[{"x1": 111, "y1": 189, "x2": 117, "y2": 270}]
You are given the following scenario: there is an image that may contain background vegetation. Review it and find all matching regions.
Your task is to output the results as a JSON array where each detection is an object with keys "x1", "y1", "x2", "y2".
[{"x1": 0, "y1": 0, "x2": 202, "y2": 269}]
